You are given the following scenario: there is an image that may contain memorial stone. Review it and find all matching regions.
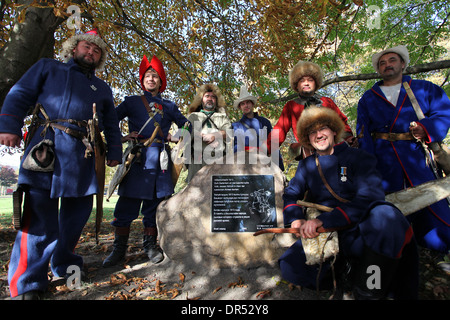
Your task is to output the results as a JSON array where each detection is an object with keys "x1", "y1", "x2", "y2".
[{"x1": 156, "y1": 152, "x2": 296, "y2": 268}]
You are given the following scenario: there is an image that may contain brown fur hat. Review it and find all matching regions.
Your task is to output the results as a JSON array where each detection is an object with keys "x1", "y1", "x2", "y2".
[
  {"x1": 289, "y1": 61, "x2": 324, "y2": 92},
  {"x1": 297, "y1": 106, "x2": 345, "y2": 149},
  {"x1": 189, "y1": 83, "x2": 227, "y2": 114}
]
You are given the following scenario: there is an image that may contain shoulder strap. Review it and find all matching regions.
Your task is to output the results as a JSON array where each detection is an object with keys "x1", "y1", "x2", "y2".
[
  {"x1": 403, "y1": 82, "x2": 425, "y2": 120},
  {"x1": 239, "y1": 119, "x2": 251, "y2": 130},
  {"x1": 315, "y1": 155, "x2": 349, "y2": 203},
  {"x1": 201, "y1": 112, "x2": 220, "y2": 130},
  {"x1": 140, "y1": 95, "x2": 151, "y2": 113}
]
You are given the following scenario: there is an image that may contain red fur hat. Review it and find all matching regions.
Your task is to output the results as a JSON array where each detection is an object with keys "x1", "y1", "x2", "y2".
[{"x1": 139, "y1": 55, "x2": 167, "y2": 93}]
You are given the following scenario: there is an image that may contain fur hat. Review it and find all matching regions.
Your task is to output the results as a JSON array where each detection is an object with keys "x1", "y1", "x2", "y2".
[
  {"x1": 139, "y1": 55, "x2": 167, "y2": 93},
  {"x1": 297, "y1": 106, "x2": 345, "y2": 149},
  {"x1": 189, "y1": 83, "x2": 227, "y2": 113},
  {"x1": 372, "y1": 45, "x2": 409, "y2": 73},
  {"x1": 233, "y1": 86, "x2": 257, "y2": 109},
  {"x1": 60, "y1": 29, "x2": 108, "y2": 71},
  {"x1": 289, "y1": 61, "x2": 324, "y2": 92}
]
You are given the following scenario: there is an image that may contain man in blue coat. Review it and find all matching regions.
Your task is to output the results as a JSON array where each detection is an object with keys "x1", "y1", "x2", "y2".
[
  {"x1": 357, "y1": 45, "x2": 450, "y2": 254},
  {"x1": 279, "y1": 106, "x2": 418, "y2": 299},
  {"x1": 231, "y1": 86, "x2": 284, "y2": 170},
  {"x1": 102, "y1": 55, "x2": 191, "y2": 267},
  {"x1": 0, "y1": 29, "x2": 122, "y2": 299}
]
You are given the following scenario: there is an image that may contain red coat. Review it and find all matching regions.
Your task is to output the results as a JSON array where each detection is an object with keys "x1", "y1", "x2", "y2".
[{"x1": 267, "y1": 96, "x2": 353, "y2": 153}]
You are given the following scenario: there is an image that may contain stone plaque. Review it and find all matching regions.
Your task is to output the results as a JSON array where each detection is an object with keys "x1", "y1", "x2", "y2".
[{"x1": 211, "y1": 175, "x2": 277, "y2": 232}]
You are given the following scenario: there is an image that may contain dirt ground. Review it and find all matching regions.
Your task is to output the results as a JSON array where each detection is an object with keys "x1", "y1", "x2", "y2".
[{"x1": 0, "y1": 220, "x2": 449, "y2": 302}]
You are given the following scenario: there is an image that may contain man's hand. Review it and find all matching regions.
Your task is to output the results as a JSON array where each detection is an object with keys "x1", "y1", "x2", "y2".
[
  {"x1": 300, "y1": 218, "x2": 323, "y2": 239},
  {"x1": 107, "y1": 160, "x2": 120, "y2": 167},
  {"x1": 345, "y1": 136, "x2": 359, "y2": 148},
  {"x1": 291, "y1": 219, "x2": 305, "y2": 238},
  {"x1": 0, "y1": 133, "x2": 21, "y2": 148},
  {"x1": 409, "y1": 122, "x2": 426, "y2": 140},
  {"x1": 121, "y1": 131, "x2": 139, "y2": 143},
  {"x1": 202, "y1": 133, "x2": 219, "y2": 148}
]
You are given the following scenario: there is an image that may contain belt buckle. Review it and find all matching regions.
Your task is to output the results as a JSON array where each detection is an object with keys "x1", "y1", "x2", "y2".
[{"x1": 387, "y1": 133, "x2": 396, "y2": 141}]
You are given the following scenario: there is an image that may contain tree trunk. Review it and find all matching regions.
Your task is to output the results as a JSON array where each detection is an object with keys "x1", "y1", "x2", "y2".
[{"x1": 0, "y1": 0, "x2": 63, "y2": 109}]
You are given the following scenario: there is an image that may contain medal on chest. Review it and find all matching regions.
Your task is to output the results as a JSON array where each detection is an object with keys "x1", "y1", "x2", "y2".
[
  {"x1": 148, "y1": 102, "x2": 164, "y2": 118},
  {"x1": 340, "y1": 167, "x2": 347, "y2": 182}
]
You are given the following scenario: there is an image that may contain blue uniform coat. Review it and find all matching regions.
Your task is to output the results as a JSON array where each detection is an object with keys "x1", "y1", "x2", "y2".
[
  {"x1": 356, "y1": 75, "x2": 450, "y2": 251},
  {"x1": 232, "y1": 113, "x2": 284, "y2": 170},
  {"x1": 115, "y1": 91, "x2": 190, "y2": 200},
  {"x1": 0, "y1": 58, "x2": 122, "y2": 197},
  {"x1": 1, "y1": 58, "x2": 122, "y2": 298},
  {"x1": 279, "y1": 143, "x2": 415, "y2": 294}
]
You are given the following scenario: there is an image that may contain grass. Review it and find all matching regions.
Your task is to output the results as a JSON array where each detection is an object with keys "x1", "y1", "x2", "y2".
[
  {"x1": 0, "y1": 195, "x2": 120, "y2": 229},
  {"x1": 0, "y1": 168, "x2": 190, "y2": 229}
]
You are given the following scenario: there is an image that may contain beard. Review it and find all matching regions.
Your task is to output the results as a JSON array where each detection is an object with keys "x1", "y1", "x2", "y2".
[
  {"x1": 73, "y1": 53, "x2": 99, "y2": 70},
  {"x1": 203, "y1": 102, "x2": 215, "y2": 111},
  {"x1": 380, "y1": 67, "x2": 402, "y2": 80}
]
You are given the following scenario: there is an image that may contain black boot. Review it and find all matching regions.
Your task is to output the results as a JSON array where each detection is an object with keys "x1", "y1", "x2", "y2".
[
  {"x1": 352, "y1": 247, "x2": 399, "y2": 300},
  {"x1": 102, "y1": 226, "x2": 130, "y2": 268},
  {"x1": 143, "y1": 227, "x2": 164, "y2": 264},
  {"x1": 12, "y1": 290, "x2": 42, "y2": 300}
]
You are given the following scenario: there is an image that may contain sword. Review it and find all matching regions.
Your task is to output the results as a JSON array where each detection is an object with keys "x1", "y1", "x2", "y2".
[
  {"x1": 105, "y1": 124, "x2": 163, "y2": 201},
  {"x1": 403, "y1": 82, "x2": 446, "y2": 178},
  {"x1": 404, "y1": 82, "x2": 450, "y2": 204},
  {"x1": 170, "y1": 122, "x2": 191, "y2": 185},
  {"x1": 125, "y1": 124, "x2": 162, "y2": 166},
  {"x1": 90, "y1": 103, "x2": 106, "y2": 244}
]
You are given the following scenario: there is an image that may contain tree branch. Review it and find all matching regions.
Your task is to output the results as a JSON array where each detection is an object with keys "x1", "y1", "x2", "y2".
[
  {"x1": 111, "y1": 0, "x2": 196, "y2": 87},
  {"x1": 263, "y1": 59, "x2": 450, "y2": 105}
]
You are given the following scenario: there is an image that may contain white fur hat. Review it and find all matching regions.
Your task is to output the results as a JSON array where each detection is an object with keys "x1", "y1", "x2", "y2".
[
  {"x1": 233, "y1": 86, "x2": 257, "y2": 109},
  {"x1": 372, "y1": 45, "x2": 409, "y2": 73},
  {"x1": 60, "y1": 29, "x2": 108, "y2": 71}
]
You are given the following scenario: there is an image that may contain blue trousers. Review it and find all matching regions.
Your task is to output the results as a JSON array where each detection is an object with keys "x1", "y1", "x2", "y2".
[
  {"x1": 406, "y1": 200, "x2": 450, "y2": 253},
  {"x1": 111, "y1": 196, "x2": 163, "y2": 228},
  {"x1": 279, "y1": 202, "x2": 418, "y2": 297},
  {"x1": 8, "y1": 187, "x2": 93, "y2": 297}
]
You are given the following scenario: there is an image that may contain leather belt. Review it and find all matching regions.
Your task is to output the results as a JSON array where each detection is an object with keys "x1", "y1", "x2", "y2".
[
  {"x1": 139, "y1": 138, "x2": 164, "y2": 144},
  {"x1": 372, "y1": 132, "x2": 414, "y2": 141}
]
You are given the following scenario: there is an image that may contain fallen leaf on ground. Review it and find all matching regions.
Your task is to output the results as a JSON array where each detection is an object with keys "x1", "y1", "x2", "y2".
[
  {"x1": 228, "y1": 276, "x2": 247, "y2": 288},
  {"x1": 256, "y1": 290, "x2": 271, "y2": 299},
  {"x1": 110, "y1": 273, "x2": 127, "y2": 285}
]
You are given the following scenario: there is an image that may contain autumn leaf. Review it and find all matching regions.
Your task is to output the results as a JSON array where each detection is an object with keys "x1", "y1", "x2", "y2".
[
  {"x1": 170, "y1": 288, "x2": 180, "y2": 299},
  {"x1": 110, "y1": 273, "x2": 127, "y2": 285},
  {"x1": 256, "y1": 290, "x2": 271, "y2": 299},
  {"x1": 352, "y1": 0, "x2": 364, "y2": 6},
  {"x1": 155, "y1": 279, "x2": 162, "y2": 293},
  {"x1": 55, "y1": 285, "x2": 71, "y2": 293},
  {"x1": 186, "y1": 293, "x2": 201, "y2": 300},
  {"x1": 228, "y1": 276, "x2": 247, "y2": 288}
]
